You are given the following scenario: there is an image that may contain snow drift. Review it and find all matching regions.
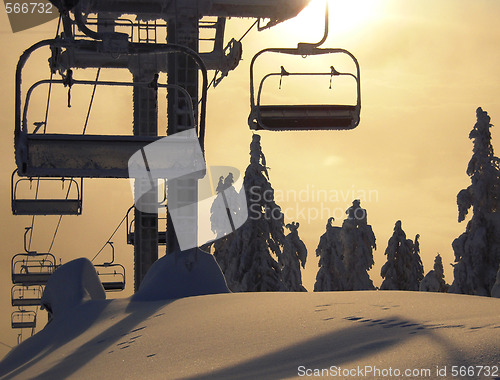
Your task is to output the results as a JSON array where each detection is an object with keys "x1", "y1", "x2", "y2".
[
  {"x1": 40, "y1": 258, "x2": 106, "y2": 320},
  {"x1": 132, "y1": 249, "x2": 230, "y2": 302},
  {"x1": 0, "y1": 291, "x2": 499, "y2": 379}
]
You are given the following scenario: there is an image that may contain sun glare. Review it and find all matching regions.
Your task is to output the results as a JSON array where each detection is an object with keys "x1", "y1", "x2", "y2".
[{"x1": 282, "y1": 0, "x2": 384, "y2": 43}]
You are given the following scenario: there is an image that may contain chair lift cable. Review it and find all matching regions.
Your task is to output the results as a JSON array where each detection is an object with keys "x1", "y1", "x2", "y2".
[
  {"x1": 82, "y1": 68, "x2": 100, "y2": 135},
  {"x1": 27, "y1": 16, "x2": 62, "y2": 252},
  {"x1": 46, "y1": 66, "x2": 100, "y2": 254}
]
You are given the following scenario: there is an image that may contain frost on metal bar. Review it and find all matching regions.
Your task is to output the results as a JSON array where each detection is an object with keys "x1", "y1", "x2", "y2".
[{"x1": 79, "y1": 0, "x2": 310, "y2": 20}]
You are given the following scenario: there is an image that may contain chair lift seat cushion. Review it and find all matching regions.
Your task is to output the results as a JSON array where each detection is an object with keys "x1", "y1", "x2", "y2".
[{"x1": 258, "y1": 104, "x2": 357, "y2": 130}]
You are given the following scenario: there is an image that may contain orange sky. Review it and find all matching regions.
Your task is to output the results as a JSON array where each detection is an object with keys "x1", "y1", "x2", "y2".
[{"x1": 1, "y1": 0, "x2": 500, "y2": 355}]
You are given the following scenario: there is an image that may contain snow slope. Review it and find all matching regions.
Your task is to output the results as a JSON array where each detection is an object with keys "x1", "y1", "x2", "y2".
[{"x1": 0, "y1": 291, "x2": 499, "y2": 379}]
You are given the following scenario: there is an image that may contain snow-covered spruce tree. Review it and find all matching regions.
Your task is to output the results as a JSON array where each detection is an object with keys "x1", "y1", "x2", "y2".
[
  {"x1": 449, "y1": 107, "x2": 500, "y2": 296},
  {"x1": 409, "y1": 234, "x2": 424, "y2": 290},
  {"x1": 419, "y1": 254, "x2": 449, "y2": 292},
  {"x1": 341, "y1": 200, "x2": 376, "y2": 290},
  {"x1": 281, "y1": 222, "x2": 307, "y2": 292},
  {"x1": 210, "y1": 134, "x2": 286, "y2": 292},
  {"x1": 207, "y1": 174, "x2": 241, "y2": 290},
  {"x1": 314, "y1": 217, "x2": 348, "y2": 291},
  {"x1": 491, "y1": 265, "x2": 500, "y2": 298},
  {"x1": 380, "y1": 221, "x2": 422, "y2": 291}
]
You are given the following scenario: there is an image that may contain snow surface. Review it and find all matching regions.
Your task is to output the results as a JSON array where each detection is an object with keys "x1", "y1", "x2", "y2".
[
  {"x1": 0, "y1": 290, "x2": 499, "y2": 379},
  {"x1": 132, "y1": 249, "x2": 230, "y2": 302},
  {"x1": 40, "y1": 258, "x2": 106, "y2": 319}
]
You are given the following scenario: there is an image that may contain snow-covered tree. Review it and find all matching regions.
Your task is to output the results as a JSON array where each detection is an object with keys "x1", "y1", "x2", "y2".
[
  {"x1": 206, "y1": 173, "x2": 243, "y2": 291},
  {"x1": 380, "y1": 221, "x2": 422, "y2": 291},
  {"x1": 450, "y1": 108, "x2": 500, "y2": 296},
  {"x1": 491, "y1": 265, "x2": 500, "y2": 298},
  {"x1": 314, "y1": 217, "x2": 348, "y2": 291},
  {"x1": 419, "y1": 254, "x2": 449, "y2": 293},
  {"x1": 341, "y1": 200, "x2": 376, "y2": 290},
  {"x1": 409, "y1": 234, "x2": 424, "y2": 290},
  {"x1": 210, "y1": 134, "x2": 286, "y2": 292},
  {"x1": 281, "y1": 222, "x2": 307, "y2": 292}
]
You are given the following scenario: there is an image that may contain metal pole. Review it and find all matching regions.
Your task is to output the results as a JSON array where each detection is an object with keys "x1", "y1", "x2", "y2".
[
  {"x1": 166, "y1": 3, "x2": 200, "y2": 255},
  {"x1": 132, "y1": 67, "x2": 159, "y2": 291}
]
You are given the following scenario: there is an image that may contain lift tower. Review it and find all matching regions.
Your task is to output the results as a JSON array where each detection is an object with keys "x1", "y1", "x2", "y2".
[{"x1": 16, "y1": 0, "x2": 311, "y2": 290}]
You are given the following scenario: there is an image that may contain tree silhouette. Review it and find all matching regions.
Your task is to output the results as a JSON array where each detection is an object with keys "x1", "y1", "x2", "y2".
[
  {"x1": 420, "y1": 254, "x2": 449, "y2": 293},
  {"x1": 209, "y1": 134, "x2": 286, "y2": 292},
  {"x1": 281, "y1": 222, "x2": 307, "y2": 292},
  {"x1": 450, "y1": 108, "x2": 500, "y2": 296},
  {"x1": 380, "y1": 221, "x2": 422, "y2": 291}
]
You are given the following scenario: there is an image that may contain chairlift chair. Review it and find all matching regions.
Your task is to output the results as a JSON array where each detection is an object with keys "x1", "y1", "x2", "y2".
[
  {"x1": 11, "y1": 310, "x2": 37, "y2": 329},
  {"x1": 12, "y1": 170, "x2": 83, "y2": 215},
  {"x1": 11, "y1": 285, "x2": 43, "y2": 307},
  {"x1": 126, "y1": 206, "x2": 167, "y2": 245},
  {"x1": 15, "y1": 38, "x2": 208, "y2": 178},
  {"x1": 11, "y1": 254, "x2": 55, "y2": 285},
  {"x1": 94, "y1": 242, "x2": 126, "y2": 291},
  {"x1": 249, "y1": 47, "x2": 361, "y2": 131},
  {"x1": 11, "y1": 227, "x2": 57, "y2": 286},
  {"x1": 248, "y1": 0, "x2": 361, "y2": 131}
]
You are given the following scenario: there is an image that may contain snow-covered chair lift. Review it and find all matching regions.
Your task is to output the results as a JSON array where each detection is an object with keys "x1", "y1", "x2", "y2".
[
  {"x1": 11, "y1": 170, "x2": 83, "y2": 215},
  {"x1": 94, "y1": 242, "x2": 126, "y2": 291}
]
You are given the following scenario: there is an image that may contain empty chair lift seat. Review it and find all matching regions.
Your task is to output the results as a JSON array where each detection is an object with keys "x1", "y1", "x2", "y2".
[
  {"x1": 257, "y1": 104, "x2": 358, "y2": 130},
  {"x1": 11, "y1": 254, "x2": 56, "y2": 286},
  {"x1": 11, "y1": 310, "x2": 36, "y2": 329}
]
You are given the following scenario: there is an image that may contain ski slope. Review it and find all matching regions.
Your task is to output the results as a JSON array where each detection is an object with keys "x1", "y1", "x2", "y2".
[{"x1": 0, "y1": 254, "x2": 499, "y2": 379}]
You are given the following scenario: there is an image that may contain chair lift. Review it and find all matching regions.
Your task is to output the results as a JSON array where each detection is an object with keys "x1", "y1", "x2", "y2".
[
  {"x1": 126, "y1": 194, "x2": 168, "y2": 246},
  {"x1": 11, "y1": 310, "x2": 37, "y2": 329},
  {"x1": 12, "y1": 228, "x2": 57, "y2": 286},
  {"x1": 248, "y1": 2, "x2": 361, "y2": 131},
  {"x1": 94, "y1": 242, "x2": 126, "y2": 291},
  {"x1": 15, "y1": 23, "x2": 208, "y2": 178},
  {"x1": 11, "y1": 170, "x2": 83, "y2": 215},
  {"x1": 11, "y1": 285, "x2": 43, "y2": 307}
]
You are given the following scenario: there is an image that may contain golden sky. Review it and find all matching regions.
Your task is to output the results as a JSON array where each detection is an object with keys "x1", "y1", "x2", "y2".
[{"x1": 1, "y1": 0, "x2": 500, "y2": 354}]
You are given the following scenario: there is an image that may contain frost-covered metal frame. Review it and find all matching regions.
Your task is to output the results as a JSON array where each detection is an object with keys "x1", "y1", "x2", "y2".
[{"x1": 14, "y1": 39, "x2": 208, "y2": 178}]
